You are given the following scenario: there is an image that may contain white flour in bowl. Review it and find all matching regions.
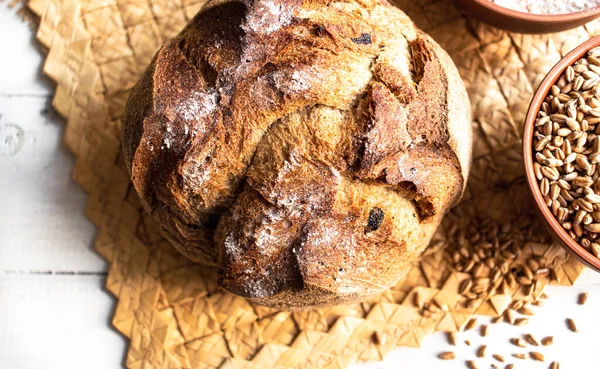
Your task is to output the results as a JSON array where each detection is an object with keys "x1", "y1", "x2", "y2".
[{"x1": 491, "y1": 0, "x2": 600, "y2": 14}]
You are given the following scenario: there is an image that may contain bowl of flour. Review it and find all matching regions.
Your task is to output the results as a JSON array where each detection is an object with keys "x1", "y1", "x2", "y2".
[{"x1": 456, "y1": 0, "x2": 600, "y2": 33}]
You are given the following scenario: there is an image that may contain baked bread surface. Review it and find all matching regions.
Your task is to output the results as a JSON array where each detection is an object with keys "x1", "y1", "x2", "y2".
[{"x1": 122, "y1": 0, "x2": 472, "y2": 309}]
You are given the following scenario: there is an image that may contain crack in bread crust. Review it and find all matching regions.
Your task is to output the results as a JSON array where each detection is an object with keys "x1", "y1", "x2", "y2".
[{"x1": 121, "y1": 0, "x2": 472, "y2": 308}]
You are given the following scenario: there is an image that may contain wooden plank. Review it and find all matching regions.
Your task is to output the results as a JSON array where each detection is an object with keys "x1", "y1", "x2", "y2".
[
  {"x1": 0, "y1": 5, "x2": 105, "y2": 272},
  {"x1": 0, "y1": 274, "x2": 126, "y2": 369},
  {"x1": 0, "y1": 5, "x2": 53, "y2": 96},
  {"x1": 0, "y1": 94, "x2": 105, "y2": 272}
]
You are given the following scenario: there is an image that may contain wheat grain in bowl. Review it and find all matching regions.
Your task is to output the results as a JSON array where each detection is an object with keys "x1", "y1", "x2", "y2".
[{"x1": 531, "y1": 46, "x2": 600, "y2": 261}]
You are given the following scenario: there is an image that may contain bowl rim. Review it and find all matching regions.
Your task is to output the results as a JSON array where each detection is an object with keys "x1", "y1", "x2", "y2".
[
  {"x1": 523, "y1": 34, "x2": 600, "y2": 272},
  {"x1": 468, "y1": 0, "x2": 600, "y2": 21}
]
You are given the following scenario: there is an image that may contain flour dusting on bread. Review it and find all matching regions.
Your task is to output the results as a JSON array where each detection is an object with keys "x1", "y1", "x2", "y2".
[
  {"x1": 272, "y1": 69, "x2": 312, "y2": 94},
  {"x1": 243, "y1": 0, "x2": 293, "y2": 35},
  {"x1": 176, "y1": 89, "x2": 218, "y2": 122},
  {"x1": 122, "y1": 0, "x2": 472, "y2": 309}
]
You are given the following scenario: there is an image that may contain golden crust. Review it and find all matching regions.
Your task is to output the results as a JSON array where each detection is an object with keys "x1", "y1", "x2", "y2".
[{"x1": 122, "y1": 0, "x2": 472, "y2": 308}]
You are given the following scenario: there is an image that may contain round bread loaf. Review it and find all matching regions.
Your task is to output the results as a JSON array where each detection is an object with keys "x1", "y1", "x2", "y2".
[{"x1": 122, "y1": 0, "x2": 472, "y2": 309}]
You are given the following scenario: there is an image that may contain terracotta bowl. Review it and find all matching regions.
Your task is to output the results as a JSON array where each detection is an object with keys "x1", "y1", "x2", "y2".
[
  {"x1": 524, "y1": 35, "x2": 600, "y2": 273},
  {"x1": 455, "y1": 0, "x2": 600, "y2": 34}
]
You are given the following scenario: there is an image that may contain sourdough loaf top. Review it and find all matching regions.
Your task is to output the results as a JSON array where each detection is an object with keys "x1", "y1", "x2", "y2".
[{"x1": 122, "y1": 0, "x2": 472, "y2": 308}]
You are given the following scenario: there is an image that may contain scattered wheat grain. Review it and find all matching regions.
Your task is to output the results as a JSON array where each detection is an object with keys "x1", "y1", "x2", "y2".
[
  {"x1": 438, "y1": 352, "x2": 456, "y2": 360},
  {"x1": 541, "y1": 336, "x2": 554, "y2": 346},
  {"x1": 530, "y1": 351, "x2": 545, "y2": 362},
  {"x1": 578, "y1": 292, "x2": 588, "y2": 305},
  {"x1": 566, "y1": 318, "x2": 578, "y2": 332},
  {"x1": 476, "y1": 345, "x2": 486, "y2": 358}
]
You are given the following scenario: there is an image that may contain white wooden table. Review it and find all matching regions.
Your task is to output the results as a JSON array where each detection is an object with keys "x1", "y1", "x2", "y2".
[{"x1": 1, "y1": 5, "x2": 600, "y2": 369}]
